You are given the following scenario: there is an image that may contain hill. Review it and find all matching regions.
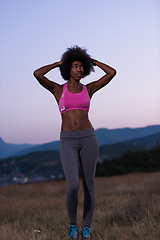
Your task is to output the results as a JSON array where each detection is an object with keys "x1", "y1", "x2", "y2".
[
  {"x1": 0, "y1": 150, "x2": 62, "y2": 185},
  {"x1": 99, "y1": 132, "x2": 160, "y2": 160},
  {"x1": 0, "y1": 137, "x2": 37, "y2": 159},
  {"x1": 15, "y1": 140, "x2": 60, "y2": 158},
  {"x1": 95, "y1": 125, "x2": 160, "y2": 145},
  {"x1": 0, "y1": 133, "x2": 159, "y2": 185},
  {"x1": 96, "y1": 145, "x2": 160, "y2": 177},
  {"x1": 1, "y1": 125, "x2": 160, "y2": 158}
]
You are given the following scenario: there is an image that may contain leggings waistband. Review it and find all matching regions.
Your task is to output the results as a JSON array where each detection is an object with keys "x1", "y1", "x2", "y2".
[{"x1": 60, "y1": 128, "x2": 95, "y2": 139}]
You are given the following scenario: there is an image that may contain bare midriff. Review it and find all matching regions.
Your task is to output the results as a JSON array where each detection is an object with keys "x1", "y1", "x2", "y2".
[{"x1": 61, "y1": 109, "x2": 93, "y2": 131}]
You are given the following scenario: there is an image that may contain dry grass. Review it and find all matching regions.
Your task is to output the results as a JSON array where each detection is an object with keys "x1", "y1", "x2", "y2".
[{"x1": 0, "y1": 172, "x2": 160, "y2": 240}]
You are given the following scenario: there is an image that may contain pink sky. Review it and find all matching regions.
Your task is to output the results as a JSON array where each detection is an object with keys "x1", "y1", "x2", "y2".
[{"x1": 0, "y1": 0, "x2": 160, "y2": 144}]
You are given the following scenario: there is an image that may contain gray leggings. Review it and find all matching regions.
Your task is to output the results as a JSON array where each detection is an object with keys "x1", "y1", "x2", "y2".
[{"x1": 60, "y1": 128, "x2": 99, "y2": 227}]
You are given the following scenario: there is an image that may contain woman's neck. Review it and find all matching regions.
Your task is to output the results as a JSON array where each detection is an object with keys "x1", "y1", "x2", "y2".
[{"x1": 67, "y1": 79, "x2": 81, "y2": 88}]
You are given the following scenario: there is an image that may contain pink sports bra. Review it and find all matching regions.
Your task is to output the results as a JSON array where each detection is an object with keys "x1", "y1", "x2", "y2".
[{"x1": 58, "y1": 83, "x2": 90, "y2": 114}]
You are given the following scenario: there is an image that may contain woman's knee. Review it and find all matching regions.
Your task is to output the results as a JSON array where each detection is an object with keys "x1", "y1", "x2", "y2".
[
  {"x1": 67, "y1": 183, "x2": 79, "y2": 196},
  {"x1": 83, "y1": 177, "x2": 94, "y2": 194}
]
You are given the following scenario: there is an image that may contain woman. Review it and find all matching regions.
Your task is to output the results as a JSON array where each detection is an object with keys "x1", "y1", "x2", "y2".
[{"x1": 34, "y1": 46, "x2": 116, "y2": 239}]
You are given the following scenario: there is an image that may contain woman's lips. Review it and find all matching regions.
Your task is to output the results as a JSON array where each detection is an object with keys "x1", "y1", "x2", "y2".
[{"x1": 76, "y1": 73, "x2": 83, "y2": 77}]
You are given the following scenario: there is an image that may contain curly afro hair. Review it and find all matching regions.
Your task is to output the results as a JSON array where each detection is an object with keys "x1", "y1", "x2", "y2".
[{"x1": 60, "y1": 46, "x2": 94, "y2": 80}]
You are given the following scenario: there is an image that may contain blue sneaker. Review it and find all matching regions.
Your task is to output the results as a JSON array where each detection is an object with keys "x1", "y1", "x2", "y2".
[
  {"x1": 67, "y1": 225, "x2": 79, "y2": 239},
  {"x1": 81, "y1": 227, "x2": 94, "y2": 239}
]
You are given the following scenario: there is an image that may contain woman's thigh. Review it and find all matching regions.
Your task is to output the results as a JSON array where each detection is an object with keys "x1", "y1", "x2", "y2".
[
  {"x1": 80, "y1": 135, "x2": 99, "y2": 179},
  {"x1": 60, "y1": 138, "x2": 80, "y2": 187}
]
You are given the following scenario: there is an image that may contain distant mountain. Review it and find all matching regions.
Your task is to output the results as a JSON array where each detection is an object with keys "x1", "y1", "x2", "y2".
[
  {"x1": 95, "y1": 125, "x2": 160, "y2": 146},
  {"x1": 1, "y1": 125, "x2": 160, "y2": 159},
  {"x1": 15, "y1": 125, "x2": 160, "y2": 157},
  {"x1": 15, "y1": 140, "x2": 60, "y2": 158},
  {"x1": 0, "y1": 137, "x2": 37, "y2": 159},
  {"x1": 1, "y1": 133, "x2": 159, "y2": 185},
  {"x1": 99, "y1": 132, "x2": 160, "y2": 160}
]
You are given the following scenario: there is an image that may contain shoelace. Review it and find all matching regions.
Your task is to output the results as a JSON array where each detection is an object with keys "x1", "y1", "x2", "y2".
[
  {"x1": 82, "y1": 227, "x2": 94, "y2": 238},
  {"x1": 67, "y1": 225, "x2": 79, "y2": 239}
]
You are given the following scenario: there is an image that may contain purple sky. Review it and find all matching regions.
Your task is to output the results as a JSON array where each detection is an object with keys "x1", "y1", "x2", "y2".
[{"x1": 0, "y1": 0, "x2": 160, "y2": 144}]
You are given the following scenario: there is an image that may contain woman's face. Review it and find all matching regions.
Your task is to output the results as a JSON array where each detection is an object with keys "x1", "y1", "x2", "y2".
[{"x1": 70, "y1": 61, "x2": 84, "y2": 81}]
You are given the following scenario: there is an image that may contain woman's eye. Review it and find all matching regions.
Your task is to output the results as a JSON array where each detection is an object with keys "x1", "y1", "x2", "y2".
[{"x1": 72, "y1": 65, "x2": 83, "y2": 69}]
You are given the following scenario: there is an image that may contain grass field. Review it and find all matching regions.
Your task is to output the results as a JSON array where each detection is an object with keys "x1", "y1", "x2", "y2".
[{"x1": 0, "y1": 172, "x2": 160, "y2": 240}]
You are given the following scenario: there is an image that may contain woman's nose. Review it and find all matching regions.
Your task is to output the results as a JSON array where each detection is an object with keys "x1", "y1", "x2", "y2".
[{"x1": 78, "y1": 67, "x2": 82, "y2": 71}]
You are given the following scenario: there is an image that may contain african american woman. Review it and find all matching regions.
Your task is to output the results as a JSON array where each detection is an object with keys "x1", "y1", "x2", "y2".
[{"x1": 34, "y1": 46, "x2": 116, "y2": 239}]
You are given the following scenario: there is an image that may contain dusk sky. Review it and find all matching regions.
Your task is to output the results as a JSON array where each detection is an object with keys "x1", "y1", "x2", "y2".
[{"x1": 0, "y1": 0, "x2": 160, "y2": 144}]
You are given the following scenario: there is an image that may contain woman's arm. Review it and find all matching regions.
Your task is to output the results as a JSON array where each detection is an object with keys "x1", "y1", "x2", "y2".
[
  {"x1": 86, "y1": 59, "x2": 116, "y2": 97},
  {"x1": 33, "y1": 61, "x2": 62, "y2": 93}
]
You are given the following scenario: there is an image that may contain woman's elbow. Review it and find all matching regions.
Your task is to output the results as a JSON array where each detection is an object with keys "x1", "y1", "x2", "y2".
[
  {"x1": 33, "y1": 70, "x2": 39, "y2": 79},
  {"x1": 111, "y1": 68, "x2": 117, "y2": 77}
]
